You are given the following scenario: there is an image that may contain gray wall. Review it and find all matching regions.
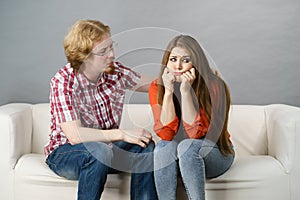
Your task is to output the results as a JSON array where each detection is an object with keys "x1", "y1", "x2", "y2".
[{"x1": 1, "y1": 0, "x2": 299, "y2": 107}]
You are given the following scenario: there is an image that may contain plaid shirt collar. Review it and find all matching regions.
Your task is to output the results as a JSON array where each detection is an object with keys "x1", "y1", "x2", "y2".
[{"x1": 75, "y1": 64, "x2": 120, "y2": 88}]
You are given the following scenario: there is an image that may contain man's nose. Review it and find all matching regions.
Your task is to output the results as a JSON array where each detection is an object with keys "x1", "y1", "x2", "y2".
[{"x1": 108, "y1": 48, "x2": 114, "y2": 58}]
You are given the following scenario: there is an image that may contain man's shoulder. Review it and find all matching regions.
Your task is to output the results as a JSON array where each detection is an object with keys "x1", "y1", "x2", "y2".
[{"x1": 50, "y1": 64, "x2": 75, "y2": 86}]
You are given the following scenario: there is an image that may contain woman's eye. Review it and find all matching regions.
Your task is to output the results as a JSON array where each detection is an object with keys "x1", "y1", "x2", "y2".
[
  {"x1": 170, "y1": 57, "x2": 177, "y2": 62},
  {"x1": 183, "y1": 58, "x2": 191, "y2": 63}
]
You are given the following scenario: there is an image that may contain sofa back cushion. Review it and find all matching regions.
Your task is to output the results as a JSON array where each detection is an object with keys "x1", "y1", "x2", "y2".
[
  {"x1": 31, "y1": 103, "x2": 157, "y2": 154},
  {"x1": 31, "y1": 104, "x2": 268, "y2": 156},
  {"x1": 228, "y1": 105, "x2": 267, "y2": 156},
  {"x1": 32, "y1": 103, "x2": 51, "y2": 154}
]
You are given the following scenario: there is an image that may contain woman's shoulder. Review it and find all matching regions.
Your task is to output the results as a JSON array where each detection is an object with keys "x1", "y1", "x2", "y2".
[
  {"x1": 149, "y1": 79, "x2": 159, "y2": 89},
  {"x1": 148, "y1": 79, "x2": 159, "y2": 104},
  {"x1": 207, "y1": 74, "x2": 227, "y2": 90}
]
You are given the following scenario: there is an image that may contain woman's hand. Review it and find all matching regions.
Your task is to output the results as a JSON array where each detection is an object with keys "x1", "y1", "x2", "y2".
[
  {"x1": 180, "y1": 68, "x2": 196, "y2": 94},
  {"x1": 162, "y1": 68, "x2": 175, "y2": 93}
]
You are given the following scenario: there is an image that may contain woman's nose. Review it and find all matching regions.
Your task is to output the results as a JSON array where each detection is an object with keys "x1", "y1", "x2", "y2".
[{"x1": 175, "y1": 61, "x2": 182, "y2": 70}]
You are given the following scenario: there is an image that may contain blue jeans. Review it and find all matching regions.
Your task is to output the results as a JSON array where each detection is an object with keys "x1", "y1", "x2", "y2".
[
  {"x1": 154, "y1": 139, "x2": 234, "y2": 200},
  {"x1": 46, "y1": 141, "x2": 157, "y2": 200}
]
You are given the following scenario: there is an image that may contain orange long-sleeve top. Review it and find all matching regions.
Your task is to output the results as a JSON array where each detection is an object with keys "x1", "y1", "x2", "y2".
[
  {"x1": 149, "y1": 80, "x2": 210, "y2": 141},
  {"x1": 148, "y1": 79, "x2": 231, "y2": 141}
]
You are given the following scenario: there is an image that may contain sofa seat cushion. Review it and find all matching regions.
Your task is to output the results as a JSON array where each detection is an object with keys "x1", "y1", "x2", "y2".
[
  {"x1": 13, "y1": 155, "x2": 290, "y2": 200},
  {"x1": 206, "y1": 155, "x2": 288, "y2": 190},
  {"x1": 15, "y1": 154, "x2": 287, "y2": 190},
  {"x1": 14, "y1": 154, "x2": 131, "y2": 189},
  {"x1": 205, "y1": 156, "x2": 290, "y2": 200}
]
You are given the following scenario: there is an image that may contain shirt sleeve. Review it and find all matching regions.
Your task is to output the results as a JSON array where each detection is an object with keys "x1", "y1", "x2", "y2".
[
  {"x1": 116, "y1": 62, "x2": 141, "y2": 89},
  {"x1": 49, "y1": 69, "x2": 79, "y2": 123},
  {"x1": 182, "y1": 109, "x2": 209, "y2": 139},
  {"x1": 149, "y1": 80, "x2": 179, "y2": 140},
  {"x1": 183, "y1": 76, "x2": 231, "y2": 140}
]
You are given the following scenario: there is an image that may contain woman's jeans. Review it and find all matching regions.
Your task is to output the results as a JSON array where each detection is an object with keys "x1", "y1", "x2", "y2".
[
  {"x1": 154, "y1": 139, "x2": 234, "y2": 200},
  {"x1": 46, "y1": 141, "x2": 157, "y2": 200}
]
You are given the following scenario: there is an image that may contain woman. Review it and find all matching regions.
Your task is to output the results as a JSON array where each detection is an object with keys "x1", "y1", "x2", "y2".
[{"x1": 149, "y1": 35, "x2": 235, "y2": 200}]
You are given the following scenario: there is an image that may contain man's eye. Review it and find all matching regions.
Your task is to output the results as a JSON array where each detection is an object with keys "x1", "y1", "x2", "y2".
[{"x1": 100, "y1": 48, "x2": 107, "y2": 54}]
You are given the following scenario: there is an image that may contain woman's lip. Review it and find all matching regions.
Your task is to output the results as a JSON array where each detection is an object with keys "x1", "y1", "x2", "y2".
[{"x1": 173, "y1": 72, "x2": 183, "y2": 76}]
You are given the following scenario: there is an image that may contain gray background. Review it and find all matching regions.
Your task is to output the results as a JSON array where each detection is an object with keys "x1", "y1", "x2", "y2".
[{"x1": 0, "y1": 0, "x2": 299, "y2": 107}]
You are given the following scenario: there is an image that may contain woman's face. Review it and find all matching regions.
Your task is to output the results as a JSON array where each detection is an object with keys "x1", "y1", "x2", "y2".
[{"x1": 166, "y1": 47, "x2": 193, "y2": 82}]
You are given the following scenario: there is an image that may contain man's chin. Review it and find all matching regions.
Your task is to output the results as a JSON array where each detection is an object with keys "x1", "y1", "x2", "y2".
[{"x1": 104, "y1": 65, "x2": 115, "y2": 74}]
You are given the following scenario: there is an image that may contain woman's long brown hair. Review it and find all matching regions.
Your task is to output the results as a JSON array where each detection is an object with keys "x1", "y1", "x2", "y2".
[{"x1": 157, "y1": 35, "x2": 233, "y2": 155}]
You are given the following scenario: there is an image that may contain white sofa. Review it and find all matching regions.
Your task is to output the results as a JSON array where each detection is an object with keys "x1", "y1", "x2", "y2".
[{"x1": 0, "y1": 103, "x2": 300, "y2": 200}]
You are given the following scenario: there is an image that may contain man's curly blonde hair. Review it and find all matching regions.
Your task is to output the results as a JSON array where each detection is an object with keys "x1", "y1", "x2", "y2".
[{"x1": 63, "y1": 19, "x2": 110, "y2": 72}]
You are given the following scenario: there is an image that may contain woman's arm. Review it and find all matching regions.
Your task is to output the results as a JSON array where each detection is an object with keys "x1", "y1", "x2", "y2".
[
  {"x1": 160, "y1": 90, "x2": 176, "y2": 125},
  {"x1": 160, "y1": 68, "x2": 176, "y2": 125},
  {"x1": 148, "y1": 77, "x2": 178, "y2": 141},
  {"x1": 180, "y1": 68, "x2": 198, "y2": 124},
  {"x1": 181, "y1": 91, "x2": 198, "y2": 125}
]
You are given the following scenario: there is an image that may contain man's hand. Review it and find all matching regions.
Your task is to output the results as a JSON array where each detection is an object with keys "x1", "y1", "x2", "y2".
[{"x1": 121, "y1": 128, "x2": 153, "y2": 148}]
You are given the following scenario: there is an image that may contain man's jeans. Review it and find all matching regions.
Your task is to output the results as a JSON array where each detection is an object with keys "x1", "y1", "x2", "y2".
[
  {"x1": 154, "y1": 139, "x2": 234, "y2": 200},
  {"x1": 46, "y1": 141, "x2": 157, "y2": 200}
]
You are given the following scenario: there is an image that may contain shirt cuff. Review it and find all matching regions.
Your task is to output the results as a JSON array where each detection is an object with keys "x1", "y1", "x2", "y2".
[
  {"x1": 182, "y1": 114, "x2": 208, "y2": 139},
  {"x1": 155, "y1": 117, "x2": 179, "y2": 140}
]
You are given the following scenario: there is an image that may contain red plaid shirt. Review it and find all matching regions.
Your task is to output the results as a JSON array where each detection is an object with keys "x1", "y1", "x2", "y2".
[{"x1": 44, "y1": 62, "x2": 141, "y2": 156}]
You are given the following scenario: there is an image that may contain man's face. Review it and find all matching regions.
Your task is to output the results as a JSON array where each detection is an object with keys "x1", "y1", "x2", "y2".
[{"x1": 86, "y1": 34, "x2": 116, "y2": 75}]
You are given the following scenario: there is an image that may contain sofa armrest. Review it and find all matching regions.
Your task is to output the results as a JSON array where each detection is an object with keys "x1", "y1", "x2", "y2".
[
  {"x1": 0, "y1": 103, "x2": 33, "y2": 170},
  {"x1": 265, "y1": 104, "x2": 300, "y2": 173}
]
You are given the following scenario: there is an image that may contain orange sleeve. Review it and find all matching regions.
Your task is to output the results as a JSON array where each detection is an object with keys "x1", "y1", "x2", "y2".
[
  {"x1": 182, "y1": 109, "x2": 209, "y2": 139},
  {"x1": 149, "y1": 80, "x2": 179, "y2": 141}
]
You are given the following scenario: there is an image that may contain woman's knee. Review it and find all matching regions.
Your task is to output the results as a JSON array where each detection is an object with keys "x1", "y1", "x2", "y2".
[
  {"x1": 155, "y1": 140, "x2": 177, "y2": 152},
  {"x1": 154, "y1": 140, "x2": 178, "y2": 170},
  {"x1": 177, "y1": 139, "x2": 199, "y2": 157}
]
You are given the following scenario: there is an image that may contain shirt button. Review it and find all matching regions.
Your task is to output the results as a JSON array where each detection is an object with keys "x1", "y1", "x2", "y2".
[{"x1": 100, "y1": 104, "x2": 103, "y2": 107}]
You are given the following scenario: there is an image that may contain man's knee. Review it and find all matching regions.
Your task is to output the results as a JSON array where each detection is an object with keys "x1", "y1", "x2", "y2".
[
  {"x1": 139, "y1": 140, "x2": 155, "y2": 153},
  {"x1": 83, "y1": 142, "x2": 113, "y2": 166}
]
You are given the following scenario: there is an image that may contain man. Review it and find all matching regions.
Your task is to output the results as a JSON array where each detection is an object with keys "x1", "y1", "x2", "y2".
[{"x1": 44, "y1": 19, "x2": 157, "y2": 200}]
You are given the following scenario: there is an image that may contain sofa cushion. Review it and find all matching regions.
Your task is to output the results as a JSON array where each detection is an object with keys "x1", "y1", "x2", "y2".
[
  {"x1": 32, "y1": 104, "x2": 269, "y2": 157},
  {"x1": 14, "y1": 154, "x2": 131, "y2": 189},
  {"x1": 206, "y1": 155, "x2": 286, "y2": 189},
  {"x1": 205, "y1": 155, "x2": 289, "y2": 200},
  {"x1": 14, "y1": 154, "x2": 131, "y2": 199},
  {"x1": 228, "y1": 105, "x2": 267, "y2": 156},
  {"x1": 15, "y1": 154, "x2": 286, "y2": 192},
  {"x1": 31, "y1": 104, "x2": 51, "y2": 154}
]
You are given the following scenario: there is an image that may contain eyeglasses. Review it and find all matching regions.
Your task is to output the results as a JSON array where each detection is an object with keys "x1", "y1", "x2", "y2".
[{"x1": 91, "y1": 41, "x2": 118, "y2": 56}]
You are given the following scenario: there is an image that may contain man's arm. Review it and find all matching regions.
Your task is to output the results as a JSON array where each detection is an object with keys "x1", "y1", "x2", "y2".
[
  {"x1": 60, "y1": 120, "x2": 152, "y2": 147},
  {"x1": 132, "y1": 68, "x2": 221, "y2": 93},
  {"x1": 131, "y1": 74, "x2": 156, "y2": 92}
]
